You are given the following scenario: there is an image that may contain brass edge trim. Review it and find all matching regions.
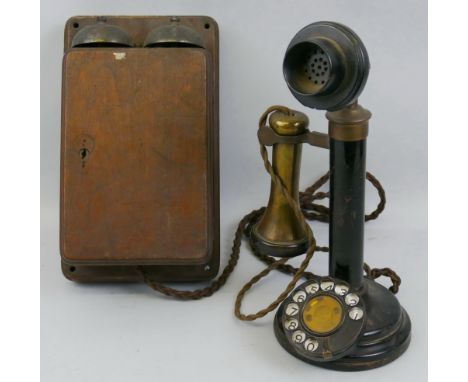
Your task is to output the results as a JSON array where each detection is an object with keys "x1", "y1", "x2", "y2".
[
  {"x1": 251, "y1": 224, "x2": 310, "y2": 247},
  {"x1": 329, "y1": 123, "x2": 368, "y2": 142}
]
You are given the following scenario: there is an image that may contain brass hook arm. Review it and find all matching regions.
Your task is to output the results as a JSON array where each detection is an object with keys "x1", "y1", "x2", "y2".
[{"x1": 257, "y1": 125, "x2": 329, "y2": 149}]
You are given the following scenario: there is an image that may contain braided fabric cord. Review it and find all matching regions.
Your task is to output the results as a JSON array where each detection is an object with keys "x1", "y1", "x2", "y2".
[{"x1": 138, "y1": 105, "x2": 400, "y2": 320}]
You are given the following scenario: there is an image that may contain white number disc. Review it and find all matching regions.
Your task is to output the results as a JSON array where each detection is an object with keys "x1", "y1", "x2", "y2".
[
  {"x1": 284, "y1": 318, "x2": 299, "y2": 331},
  {"x1": 345, "y1": 293, "x2": 359, "y2": 306},
  {"x1": 293, "y1": 290, "x2": 307, "y2": 303},
  {"x1": 334, "y1": 284, "x2": 349, "y2": 296},
  {"x1": 304, "y1": 338, "x2": 319, "y2": 352},
  {"x1": 305, "y1": 283, "x2": 319, "y2": 294},
  {"x1": 320, "y1": 280, "x2": 335, "y2": 291},
  {"x1": 292, "y1": 330, "x2": 306, "y2": 344},
  {"x1": 349, "y1": 307, "x2": 364, "y2": 321},
  {"x1": 285, "y1": 303, "x2": 300, "y2": 316}
]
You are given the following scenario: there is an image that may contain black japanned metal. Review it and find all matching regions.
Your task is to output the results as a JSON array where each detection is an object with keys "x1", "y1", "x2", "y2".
[
  {"x1": 281, "y1": 278, "x2": 412, "y2": 371},
  {"x1": 329, "y1": 138, "x2": 366, "y2": 289},
  {"x1": 278, "y1": 20, "x2": 412, "y2": 370}
]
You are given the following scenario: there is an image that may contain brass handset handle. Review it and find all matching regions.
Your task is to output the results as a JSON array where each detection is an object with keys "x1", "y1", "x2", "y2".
[{"x1": 250, "y1": 107, "x2": 313, "y2": 258}]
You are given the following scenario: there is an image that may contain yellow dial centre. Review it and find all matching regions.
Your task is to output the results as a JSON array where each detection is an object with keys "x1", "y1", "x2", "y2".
[{"x1": 302, "y1": 295, "x2": 343, "y2": 334}]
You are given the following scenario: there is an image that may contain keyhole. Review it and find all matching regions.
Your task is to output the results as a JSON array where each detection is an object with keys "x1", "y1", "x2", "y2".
[
  {"x1": 80, "y1": 148, "x2": 90, "y2": 168},
  {"x1": 80, "y1": 148, "x2": 89, "y2": 160}
]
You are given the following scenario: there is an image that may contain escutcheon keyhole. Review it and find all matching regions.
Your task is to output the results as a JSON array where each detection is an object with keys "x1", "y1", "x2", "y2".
[{"x1": 80, "y1": 148, "x2": 89, "y2": 160}]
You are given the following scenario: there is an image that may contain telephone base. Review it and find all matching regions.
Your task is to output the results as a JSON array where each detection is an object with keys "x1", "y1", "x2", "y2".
[
  {"x1": 274, "y1": 278, "x2": 411, "y2": 371},
  {"x1": 315, "y1": 307, "x2": 411, "y2": 371}
]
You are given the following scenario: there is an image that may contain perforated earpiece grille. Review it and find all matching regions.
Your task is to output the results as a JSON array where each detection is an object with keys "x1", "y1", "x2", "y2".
[{"x1": 304, "y1": 48, "x2": 331, "y2": 88}]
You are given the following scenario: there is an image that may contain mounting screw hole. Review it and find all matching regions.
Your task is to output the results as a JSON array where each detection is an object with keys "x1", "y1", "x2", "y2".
[
  {"x1": 69, "y1": 266, "x2": 76, "y2": 272},
  {"x1": 73, "y1": 22, "x2": 79, "y2": 29},
  {"x1": 204, "y1": 23, "x2": 210, "y2": 29}
]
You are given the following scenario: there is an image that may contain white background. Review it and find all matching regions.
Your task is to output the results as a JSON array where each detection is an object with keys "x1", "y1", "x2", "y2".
[{"x1": 40, "y1": 1, "x2": 427, "y2": 381}]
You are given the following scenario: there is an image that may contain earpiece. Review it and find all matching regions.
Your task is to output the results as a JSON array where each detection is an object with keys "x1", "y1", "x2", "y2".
[
  {"x1": 71, "y1": 22, "x2": 133, "y2": 48},
  {"x1": 283, "y1": 21, "x2": 369, "y2": 111}
]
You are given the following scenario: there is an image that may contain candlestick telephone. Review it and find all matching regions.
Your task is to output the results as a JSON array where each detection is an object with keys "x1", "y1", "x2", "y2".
[{"x1": 60, "y1": 17, "x2": 411, "y2": 371}]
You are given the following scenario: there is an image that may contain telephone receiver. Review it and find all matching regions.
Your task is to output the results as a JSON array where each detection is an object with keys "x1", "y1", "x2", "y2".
[{"x1": 250, "y1": 22, "x2": 411, "y2": 370}]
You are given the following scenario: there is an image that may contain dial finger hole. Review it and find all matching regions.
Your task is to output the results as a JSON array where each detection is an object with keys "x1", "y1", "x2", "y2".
[
  {"x1": 305, "y1": 283, "x2": 319, "y2": 294},
  {"x1": 286, "y1": 303, "x2": 300, "y2": 316},
  {"x1": 345, "y1": 293, "x2": 359, "y2": 306},
  {"x1": 293, "y1": 290, "x2": 307, "y2": 303},
  {"x1": 334, "y1": 284, "x2": 349, "y2": 296},
  {"x1": 349, "y1": 307, "x2": 364, "y2": 321},
  {"x1": 320, "y1": 280, "x2": 335, "y2": 291},
  {"x1": 304, "y1": 338, "x2": 319, "y2": 352},
  {"x1": 292, "y1": 330, "x2": 306, "y2": 344},
  {"x1": 285, "y1": 318, "x2": 299, "y2": 331}
]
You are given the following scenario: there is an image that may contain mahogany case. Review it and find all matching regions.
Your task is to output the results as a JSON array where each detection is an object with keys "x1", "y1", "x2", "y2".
[{"x1": 60, "y1": 16, "x2": 219, "y2": 282}]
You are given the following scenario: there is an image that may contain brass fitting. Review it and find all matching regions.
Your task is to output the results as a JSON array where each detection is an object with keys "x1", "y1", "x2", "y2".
[
  {"x1": 250, "y1": 109, "x2": 310, "y2": 257},
  {"x1": 327, "y1": 102, "x2": 371, "y2": 142}
]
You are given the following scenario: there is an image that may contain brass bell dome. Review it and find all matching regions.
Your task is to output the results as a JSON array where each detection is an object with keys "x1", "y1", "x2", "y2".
[
  {"x1": 71, "y1": 22, "x2": 133, "y2": 47},
  {"x1": 144, "y1": 23, "x2": 204, "y2": 48}
]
